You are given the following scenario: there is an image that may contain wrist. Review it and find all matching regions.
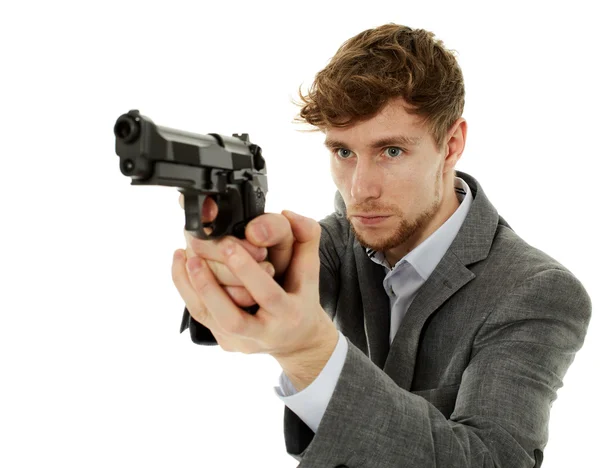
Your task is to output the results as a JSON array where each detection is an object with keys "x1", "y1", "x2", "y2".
[{"x1": 274, "y1": 324, "x2": 339, "y2": 391}]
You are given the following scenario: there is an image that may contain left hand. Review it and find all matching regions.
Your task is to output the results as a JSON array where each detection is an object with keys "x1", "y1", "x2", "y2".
[{"x1": 172, "y1": 210, "x2": 337, "y2": 360}]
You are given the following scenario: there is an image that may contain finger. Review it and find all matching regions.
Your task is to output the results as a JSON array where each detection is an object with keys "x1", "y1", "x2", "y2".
[
  {"x1": 185, "y1": 228, "x2": 268, "y2": 264},
  {"x1": 218, "y1": 240, "x2": 288, "y2": 317},
  {"x1": 185, "y1": 255, "x2": 261, "y2": 336},
  {"x1": 280, "y1": 211, "x2": 321, "y2": 293},
  {"x1": 223, "y1": 285, "x2": 259, "y2": 308},
  {"x1": 175, "y1": 249, "x2": 258, "y2": 349},
  {"x1": 171, "y1": 249, "x2": 219, "y2": 331},
  {"x1": 205, "y1": 259, "x2": 275, "y2": 287},
  {"x1": 179, "y1": 194, "x2": 216, "y2": 237},
  {"x1": 245, "y1": 213, "x2": 295, "y2": 277},
  {"x1": 179, "y1": 193, "x2": 218, "y2": 222}
]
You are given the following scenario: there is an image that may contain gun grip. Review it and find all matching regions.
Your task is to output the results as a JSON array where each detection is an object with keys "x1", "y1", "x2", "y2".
[{"x1": 181, "y1": 303, "x2": 260, "y2": 343}]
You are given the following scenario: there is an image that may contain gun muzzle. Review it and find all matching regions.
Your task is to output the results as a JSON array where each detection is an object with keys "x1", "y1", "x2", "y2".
[{"x1": 114, "y1": 113, "x2": 141, "y2": 144}]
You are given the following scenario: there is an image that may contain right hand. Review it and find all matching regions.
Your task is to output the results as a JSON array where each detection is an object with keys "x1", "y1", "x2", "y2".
[{"x1": 179, "y1": 193, "x2": 296, "y2": 308}]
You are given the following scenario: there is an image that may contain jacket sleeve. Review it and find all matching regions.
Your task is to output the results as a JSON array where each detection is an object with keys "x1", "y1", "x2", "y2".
[{"x1": 284, "y1": 268, "x2": 592, "y2": 467}]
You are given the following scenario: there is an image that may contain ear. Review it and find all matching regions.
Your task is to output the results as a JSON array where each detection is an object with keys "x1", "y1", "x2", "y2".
[{"x1": 444, "y1": 118, "x2": 467, "y2": 171}]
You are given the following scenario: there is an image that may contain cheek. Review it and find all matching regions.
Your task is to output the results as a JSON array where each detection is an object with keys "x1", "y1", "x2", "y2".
[
  {"x1": 387, "y1": 171, "x2": 420, "y2": 206},
  {"x1": 329, "y1": 161, "x2": 345, "y2": 189}
]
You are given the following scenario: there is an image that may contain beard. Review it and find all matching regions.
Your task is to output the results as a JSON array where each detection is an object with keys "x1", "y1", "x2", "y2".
[{"x1": 347, "y1": 169, "x2": 443, "y2": 253}]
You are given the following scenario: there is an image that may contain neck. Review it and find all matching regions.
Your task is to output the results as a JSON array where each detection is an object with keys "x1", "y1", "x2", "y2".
[{"x1": 384, "y1": 185, "x2": 460, "y2": 267}]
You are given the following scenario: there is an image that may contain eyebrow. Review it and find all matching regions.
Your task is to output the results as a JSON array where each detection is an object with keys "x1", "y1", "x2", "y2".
[{"x1": 323, "y1": 134, "x2": 423, "y2": 150}]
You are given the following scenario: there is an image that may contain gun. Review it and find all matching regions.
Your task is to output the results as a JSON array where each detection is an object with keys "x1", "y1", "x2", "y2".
[{"x1": 113, "y1": 109, "x2": 268, "y2": 343}]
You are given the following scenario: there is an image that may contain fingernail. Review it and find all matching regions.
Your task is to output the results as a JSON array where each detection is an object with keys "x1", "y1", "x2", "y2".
[
  {"x1": 250, "y1": 223, "x2": 268, "y2": 243},
  {"x1": 187, "y1": 258, "x2": 204, "y2": 274},
  {"x1": 285, "y1": 210, "x2": 302, "y2": 220},
  {"x1": 258, "y1": 247, "x2": 268, "y2": 261}
]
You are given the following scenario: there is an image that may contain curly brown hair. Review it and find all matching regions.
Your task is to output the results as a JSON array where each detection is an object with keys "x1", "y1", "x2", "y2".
[{"x1": 291, "y1": 23, "x2": 465, "y2": 154}]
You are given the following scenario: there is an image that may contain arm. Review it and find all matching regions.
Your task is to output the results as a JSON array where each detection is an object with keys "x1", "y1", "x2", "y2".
[{"x1": 284, "y1": 269, "x2": 592, "y2": 467}]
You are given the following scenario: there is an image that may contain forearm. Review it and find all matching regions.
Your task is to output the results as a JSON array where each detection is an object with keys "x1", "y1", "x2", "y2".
[{"x1": 285, "y1": 340, "x2": 541, "y2": 467}]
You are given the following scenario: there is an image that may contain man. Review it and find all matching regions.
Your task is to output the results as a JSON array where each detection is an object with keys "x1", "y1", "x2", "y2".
[{"x1": 173, "y1": 23, "x2": 592, "y2": 467}]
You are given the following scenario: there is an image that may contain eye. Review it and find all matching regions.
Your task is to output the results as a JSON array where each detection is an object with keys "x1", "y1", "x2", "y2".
[
  {"x1": 331, "y1": 146, "x2": 405, "y2": 159},
  {"x1": 384, "y1": 146, "x2": 404, "y2": 158},
  {"x1": 333, "y1": 148, "x2": 353, "y2": 159}
]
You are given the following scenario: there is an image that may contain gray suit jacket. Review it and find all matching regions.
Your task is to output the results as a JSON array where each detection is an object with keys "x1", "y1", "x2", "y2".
[{"x1": 181, "y1": 170, "x2": 592, "y2": 467}]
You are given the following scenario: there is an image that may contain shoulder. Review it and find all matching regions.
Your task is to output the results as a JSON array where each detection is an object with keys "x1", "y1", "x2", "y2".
[
  {"x1": 317, "y1": 190, "x2": 353, "y2": 258},
  {"x1": 318, "y1": 211, "x2": 349, "y2": 247},
  {"x1": 480, "y1": 224, "x2": 591, "y2": 317},
  {"x1": 491, "y1": 224, "x2": 575, "y2": 278}
]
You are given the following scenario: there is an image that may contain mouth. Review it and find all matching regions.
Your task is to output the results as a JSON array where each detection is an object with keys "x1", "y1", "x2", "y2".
[{"x1": 354, "y1": 216, "x2": 390, "y2": 225}]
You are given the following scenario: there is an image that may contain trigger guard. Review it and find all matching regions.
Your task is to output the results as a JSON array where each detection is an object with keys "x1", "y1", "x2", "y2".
[
  {"x1": 183, "y1": 193, "x2": 220, "y2": 240},
  {"x1": 183, "y1": 191, "x2": 238, "y2": 240}
]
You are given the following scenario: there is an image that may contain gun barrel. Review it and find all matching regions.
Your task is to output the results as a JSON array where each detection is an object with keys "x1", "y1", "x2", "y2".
[{"x1": 114, "y1": 110, "x2": 261, "y2": 184}]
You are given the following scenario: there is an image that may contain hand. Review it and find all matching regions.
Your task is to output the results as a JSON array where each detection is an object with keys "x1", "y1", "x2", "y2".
[
  {"x1": 178, "y1": 193, "x2": 296, "y2": 307},
  {"x1": 172, "y1": 208, "x2": 337, "y2": 360}
]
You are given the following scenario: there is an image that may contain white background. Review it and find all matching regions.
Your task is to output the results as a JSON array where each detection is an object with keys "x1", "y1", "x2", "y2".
[{"x1": 1, "y1": 1, "x2": 598, "y2": 466}]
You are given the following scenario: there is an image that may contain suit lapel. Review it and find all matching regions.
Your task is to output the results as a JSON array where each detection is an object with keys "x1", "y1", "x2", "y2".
[
  {"x1": 382, "y1": 253, "x2": 475, "y2": 389},
  {"x1": 354, "y1": 239, "x2": 390, "y2": 369}
]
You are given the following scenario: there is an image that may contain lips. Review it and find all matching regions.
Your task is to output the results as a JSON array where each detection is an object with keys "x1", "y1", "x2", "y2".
[
  {"x1": 354, "y1": 215, "x2": 390, "y2": 225},
  {"x1": 351, "y1": 214, "x2": 391, "y2": 218}
]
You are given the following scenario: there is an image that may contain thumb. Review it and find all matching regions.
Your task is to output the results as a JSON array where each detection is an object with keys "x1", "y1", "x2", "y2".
[{"x1": 281, "y1": 210, "x2": 321, "y2": 291}]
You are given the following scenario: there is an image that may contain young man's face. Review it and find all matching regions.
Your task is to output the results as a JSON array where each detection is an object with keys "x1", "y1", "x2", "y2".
[{"x1": 325, "y1": 96, "x2": 467, "y2": 263}]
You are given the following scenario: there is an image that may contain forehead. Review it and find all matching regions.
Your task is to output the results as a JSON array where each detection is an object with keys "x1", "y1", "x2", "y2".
[{"x1": 324, "y1": 97, "x2": 427, "y2": 147}]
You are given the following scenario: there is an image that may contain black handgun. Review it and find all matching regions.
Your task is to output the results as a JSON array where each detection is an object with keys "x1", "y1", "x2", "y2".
[{"x1": 114, "y1": 109, "x2": 268, "y2": 344}]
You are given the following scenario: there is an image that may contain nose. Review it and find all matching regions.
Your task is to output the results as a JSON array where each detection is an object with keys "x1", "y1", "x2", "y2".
[{"x1": 350, "y1": 158, "x2": 381, "y2": 204}]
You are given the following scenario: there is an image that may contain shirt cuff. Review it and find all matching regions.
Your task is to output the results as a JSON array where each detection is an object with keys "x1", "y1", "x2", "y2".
[{"x1": 273, "y1": 330, "x2": 348, "y2": 434}]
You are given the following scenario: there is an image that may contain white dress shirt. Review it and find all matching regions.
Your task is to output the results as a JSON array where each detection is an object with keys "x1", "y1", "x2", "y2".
[{"x1": 273, "y1": 177, "x2": 473, "y2": 434}]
